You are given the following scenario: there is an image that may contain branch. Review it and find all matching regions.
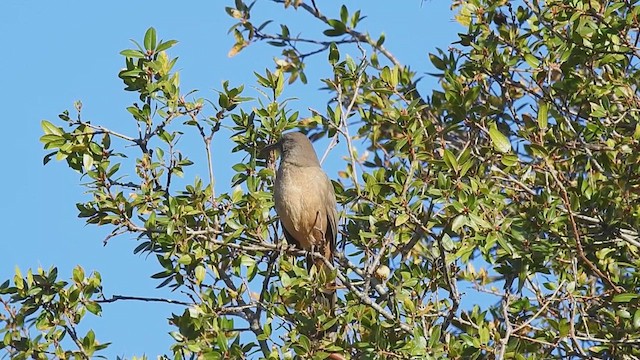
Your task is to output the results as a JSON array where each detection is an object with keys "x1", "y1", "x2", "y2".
[
  {"x1": 71, "y1": 121, "x2": 136, "y2": 143},
  {"x1": 574, "y1": 335, "x2": 640, "y2": 345},
  {"x1": 547, "y1": 163, "x2": 623, "y2": 293},
  {"x1": 436, "y1": 227, "x2": 461, "y2": 337},
  {"x1": 335, "y1": 252, "x2": 388, "y2": 297},
  {"x1": 365, "y1": 235, "x2": 391, "y2": 295},
  {"x1": 513, "y1": 280, "x2": 566, "y2": 334},
  {"x1": 325, "y1": 254, "x2": 413, "y2": 334},
  {"x1": 496, "y1": 278, "x2": 513, "y2": 360},
  {"x1": 491, "y1": 165, "x2": 537, "y2": 196},
  {"x1": 490, "y1": 165, "x2": 640, "y2": 250},
  {"x1": 189, "y1": 111, "x2": 220, "y2": 232},
  {"x1": 62, "y1": 322, "x2": 89, "y2": 360},
  {"x1": 218, "y1": 270, "x2": 271, "y2": 357},
  {"x1": 96, "y1": 294, "x2": 193, "y2": 306},
  {"x1": 272, "y1": 0, "x2": 401, "y2": 66},
  {"x1": 320, "y1": 132, "x2": 340, "y2": 165},
  {"x1": 124, "y1": 222, "x2": 414, "y2": 334},
  {"x1": 257, "y1": 251, "x2": 278, "y2": 320},
  {"x1": 326, "y1": 51, "x2": 367, "y2": 194}
]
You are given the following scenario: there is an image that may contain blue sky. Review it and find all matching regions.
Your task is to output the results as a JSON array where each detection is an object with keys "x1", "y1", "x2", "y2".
[{"x1": 0, "y1": 1, "x2": 464, "y2": 357}]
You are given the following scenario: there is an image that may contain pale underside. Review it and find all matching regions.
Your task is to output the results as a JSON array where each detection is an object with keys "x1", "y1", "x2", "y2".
[{"x1": 273, "y1": 163, "x2": 337, "y2": 260}]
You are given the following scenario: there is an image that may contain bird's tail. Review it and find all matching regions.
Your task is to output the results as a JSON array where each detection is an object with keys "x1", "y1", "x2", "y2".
[
  {"x1": 309, "y1": 256, "x2": 338, "y2": 345},
  {"x1": 313, "y1": 257, "x2": 337, "y2": 314}
]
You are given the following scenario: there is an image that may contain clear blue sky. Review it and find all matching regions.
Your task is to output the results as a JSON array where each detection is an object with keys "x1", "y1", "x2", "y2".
[{"x1": 0, "y1": 1, "x2": 463, "y2": 357}]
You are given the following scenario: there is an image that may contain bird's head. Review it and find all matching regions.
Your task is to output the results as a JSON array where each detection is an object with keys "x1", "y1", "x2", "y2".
[{"x1": 261, "y1": 132, "x2": 320, "y2": 167}]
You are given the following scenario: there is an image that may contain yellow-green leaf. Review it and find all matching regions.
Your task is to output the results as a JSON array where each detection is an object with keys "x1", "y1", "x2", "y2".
[
  {"x1": 83, "y1": 153, "x2": 94, "y2": 172},
  {"x1": 452, "y1": 214, "x2": 467, "y2": 232},
  {"x1": 489, "y1": 123, "x2": 511, "y2": 153},
  {"x1": 41, "y1": 120, "x2": 64, "y2": 136},
  {"x1": 537, "y1": 101, "x2": 548, "y2": 129},
  {"x1": 395, "y1": 213, "x2": 410, "y2": 227},
  {"x1": 228, "y1": 43, "x2": 246, "y2": 57},
  {"x1": 195, "y1": 265, "x2": 205, "y2": 285},
  {"x1": 524, "y1": 54, "x2": 540, "y2": 68},
  {"x1": 613, "y1": 293, "x2": 640, "y2": 303},
  {"x1": 177, "y1": 254, "x2": 192, "y2": 265},
  {"x1": 144, "y1": 27, "x2": 157, "y2": 51}
]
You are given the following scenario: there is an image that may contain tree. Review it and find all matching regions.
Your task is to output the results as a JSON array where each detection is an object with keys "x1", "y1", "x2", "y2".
[{"x1": 3, "y1": 0, "x2": 640, "y2": 358}]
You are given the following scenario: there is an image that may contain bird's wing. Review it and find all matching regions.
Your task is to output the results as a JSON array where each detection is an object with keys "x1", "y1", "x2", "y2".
[{"x1": 325, "y1": 179, "x2": 338, "y2": 260}]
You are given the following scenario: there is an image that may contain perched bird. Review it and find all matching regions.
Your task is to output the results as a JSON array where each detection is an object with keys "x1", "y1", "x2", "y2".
[{"x1": 263, "y1": 132, "x2": 338, "y2": 308}]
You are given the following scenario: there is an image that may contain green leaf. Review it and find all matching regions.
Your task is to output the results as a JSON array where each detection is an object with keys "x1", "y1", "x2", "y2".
[
  {"x1": 524, "y1": 54, "x2": 540, "y2": 68},
  {"x1": 468, "y1": 213, "x2": 491, "y2": 229},
  {"x1": 429, "y1": 53, "x2": 446, "y2": 71},
  {"x1": 85, "y1": 301, "x2": 102, "y2": 316},
  {"x1": 395, "y1": 213, "x2": 410, "y2": 227},
  {"x1": 120, "y1": 49, "x2": 145, "y2": 58},
  {"x1": 478, "y1": 325, "x2": 489, "y2": 344},
  {"x1": 323, "y1": 29, "x2": 346, "y2": 37},
  {"x1": 612, "y1": 293, "x2": 640, "y2": 303},
  {"x1": 452, "y1": 214, "x2": 466, "y2": 232},
  {"x1": 634, "y1": 309, "x2": 640, "y2": 328},
  {"x1": 43, "y1": 151, "x2": 56, "y2": 165},
  {"x1": 500, "y1": 154, "x2": 518, "y2": 167},
  {"x1": 340, "y1": 5, "x2": 348, "y2": 23},
  {"x1": 73, "y1": 266, "x2": 85, "y2": 283},
  {"x1": 83, "y1": 153, "x2": 94, "y2": 172},
  {"x1": 178, "y1": 254, "x2": 192, "y2": 265},
  {"x1": 195, "y1": 265, "x2": 205, "y2": 285},
  {"x1": 489, "y1": 123, "x2": 511, "y2": 153},
  {"x1": 298, "y1": 335, "x2": 311, "y2": 352},
  {"x1": 617, "y1": 309, "x2": 631, "y2": 319},
  {"x1": 144, "y1": 27, "x2": 157, "y2": 51},
  {"x1": 590, "y1": 102, "x2": 607, "y2": 118},
  {"x1": 41, "y1": 120, "x2": 64, "y2": 136},
  {"x1": 537, "y1": 101, "x2": 548, "y2": 129},
  {"x1": 156, "y1": 40, "x2": 178, "y2": 52},
  {"x1": 443, "y1": 149, "x2": 458, "y2": 171},
  {"x1": 328, "y1": 42, "x2": 340, "y2": 65}
]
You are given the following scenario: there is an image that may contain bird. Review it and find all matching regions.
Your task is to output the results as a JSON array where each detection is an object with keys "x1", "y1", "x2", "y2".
[{"x1": 262, "y1": 132, "x2": 338, "y2": 310}]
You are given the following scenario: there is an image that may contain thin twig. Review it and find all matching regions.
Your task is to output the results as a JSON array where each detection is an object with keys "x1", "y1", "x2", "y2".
[
  {"x1": 96, "y1": 294, "x2": 192, "y2": 306},
  {"x1": 273, "y1": 0, "x2": 401, "y2": 66},
  {"x1": 218, "y1": 269, "x2": 271, "y2": 357},
  {"x1": 513, "y1": 280, "x2": 566, "y2": 333},
  {"x1": 496, "y1": 281, "x2": 512, "y2": 360},
  {"x1": 436, "y1": 226, "x2": 461, "y2": 337},
  {"x1": 62, "y1": 322, "x2": 89, "y2": 360},
  {"x1": 547, "y1": 163, "x2": 623, "y2": 293},
  {"x1": 71, "y1": 121, "x2": 136, "y2": 143}
]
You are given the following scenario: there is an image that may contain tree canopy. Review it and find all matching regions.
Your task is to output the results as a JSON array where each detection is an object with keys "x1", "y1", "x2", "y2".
[{"x1": 3, "y1": 0, "x2": 640, "y2": 359}]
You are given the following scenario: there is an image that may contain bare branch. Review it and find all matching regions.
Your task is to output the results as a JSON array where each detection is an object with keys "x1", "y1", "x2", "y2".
[{"x1": 96, "y1": 294, "x2": 193, "y2": 306}]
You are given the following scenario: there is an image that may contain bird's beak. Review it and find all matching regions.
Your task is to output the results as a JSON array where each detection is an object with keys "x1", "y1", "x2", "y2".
[{"x1": 260, "y1": 141, "x2": 281, "y2": 158}]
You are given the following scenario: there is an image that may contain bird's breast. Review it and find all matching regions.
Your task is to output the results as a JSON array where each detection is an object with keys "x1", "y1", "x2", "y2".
[{"x1": 274, "y1": 164, "x2": 331, "y2": 249}]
